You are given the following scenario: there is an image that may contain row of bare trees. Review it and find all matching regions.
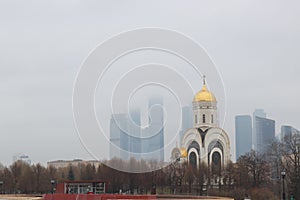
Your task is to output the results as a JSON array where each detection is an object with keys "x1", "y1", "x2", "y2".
[
  {"x1": 268, "y1": 133, "x2": 300, "y2": 200},
  {"x1": 0, "y1": 156, "x2": 275, "y2": 199},
  {"x1": 233, "y1": 133, "x2": 300, "y2": 200},
  {"x1": 0, "y1": 133, "x2": 299, "y2": 199},
  {"x1": 0, "y1": 161, "x2": 54, "y2": 194}
]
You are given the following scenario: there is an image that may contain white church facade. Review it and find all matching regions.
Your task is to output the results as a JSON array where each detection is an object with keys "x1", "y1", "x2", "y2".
[{"x1": 172, "y1": 77, "x2": 231, "y2": 172}]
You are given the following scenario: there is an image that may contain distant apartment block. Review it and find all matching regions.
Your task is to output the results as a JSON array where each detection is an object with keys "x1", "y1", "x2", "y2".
[{"x1": 47, "y1": 159, "x2": 101, "y2": 169}]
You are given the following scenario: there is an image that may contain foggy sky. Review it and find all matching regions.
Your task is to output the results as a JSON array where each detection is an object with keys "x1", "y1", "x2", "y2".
[{"x1": 1, "y1": 0, "x2": 299, "y2": 165}]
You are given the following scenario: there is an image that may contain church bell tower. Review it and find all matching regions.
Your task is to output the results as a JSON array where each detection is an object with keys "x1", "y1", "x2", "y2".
[{"x1": 192, "y1": 76, "x2": 218, "y2": 128}]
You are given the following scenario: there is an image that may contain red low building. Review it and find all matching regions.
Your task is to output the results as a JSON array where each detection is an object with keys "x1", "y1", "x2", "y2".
[
  {"x1": 56, "y1": 180, "x2": 108, "y2": 194},
  {"x1": 44, "y1": 180, "x2": 156, "y2": 200}
]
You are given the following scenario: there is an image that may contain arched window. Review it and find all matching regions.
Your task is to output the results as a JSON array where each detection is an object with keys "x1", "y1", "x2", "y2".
[
  {"x1": 202, "y1": 114, "x2": 206, "y2": 123},
  {"x1": 195, "y1": 115, "x2": 197, "y2": 124},
  {"x1": 189, "y1": 152, "x2": 197, "y2": 168},
  {"x1": 211, "y1": 152, "x2": 221, "y2": 175},
  {"x1": 211, "y1": 114, "x2": 214, "y2": 123}
]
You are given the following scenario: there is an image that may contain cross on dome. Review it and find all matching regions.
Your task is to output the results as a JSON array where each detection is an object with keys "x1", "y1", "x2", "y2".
[{"x1": 193, "y1": 75, "x2": 216, "y2": 102}]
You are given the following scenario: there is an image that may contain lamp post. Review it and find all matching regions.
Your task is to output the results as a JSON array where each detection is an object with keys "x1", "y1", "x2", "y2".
[
  {"x1": 50, "y1": 180, "x2": 55, "y2": 194},
  {"x1": 0, "y1": 181, "x2": 3, "y2": 194},
  {"x1": 151, "y1": 170, "x2": 156, "y2": 195},
  {"x1": 281, "y1": 171, "x2": 286, "y2": 200}
]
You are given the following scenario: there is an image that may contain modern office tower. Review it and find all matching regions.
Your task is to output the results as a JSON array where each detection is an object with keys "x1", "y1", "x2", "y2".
[
  {"x1": 141, "y1": 97, "x2": 165, "y2": 162},
  {"x1": 255, "y1": 116, "x2": 275, "y2": 154},
  {"x1": 109, "y1": 110, "x2": 142, "y2": 160},
  {"x1": 179, "y1": 106, "x2": 193, "y2": 145},
  {"x1": 109, "y1": 113, "x2": 129, "y2": 160},
  {"x1": 253, "y1": 109, "x2": 267, "y2": 150},
  {"x1": 235, "y1": 115, "x2": 252, "y2": 159},
  {"x1": 128, "y1": 108, "x2": 142, "y2": 160},
  {"x1": 281, "y1": 125, "x2": 300, "y2": 141},
  {"x1": 109, "y1": 97, "x2": 165, "y2": 162}
]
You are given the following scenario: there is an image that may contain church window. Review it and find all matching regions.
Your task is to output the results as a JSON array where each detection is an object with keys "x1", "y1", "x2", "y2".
[
  {"x1": 189, "y1": 152, "x2": 197, "y2": 168},
  {"x1": 195, "y1": 115, "x2": 197, "y2": 123},
  {"x1": 211, "y1": 152, "x2": 221, "y2": 175},
  {"x1": 211, "y1": 115, "x2": 214, "y2": 123},
  {"x1": 202, "y1": 114, "x2": 206, "y2": 123}
]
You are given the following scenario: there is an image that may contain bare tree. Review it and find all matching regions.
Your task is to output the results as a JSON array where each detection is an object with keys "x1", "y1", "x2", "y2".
[
  {"x1": 0, "y1": 167, "x2": 13, "y2": 193},
  {"x1": 184, "y1": 164, "x2": 195, "y2": 194},
  {"x1": 282, "y1": 134, "x2": 300, "y2": 199},
  {"x1": 236, "y1": 150, "x2": 271, "y2": 188},
  {"x1": 80, "y1": 163, "x2": 96, "y2": 180},
  {"x1": 18, "y1": 163, "x2": 34, "y2": 193},
  {"x1": 10, "y1": 160, "x2": 24, "y2": 193}
]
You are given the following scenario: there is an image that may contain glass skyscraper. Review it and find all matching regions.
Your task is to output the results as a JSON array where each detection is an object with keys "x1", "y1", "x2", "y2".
[
  {"x1": 179, "y1": 106, "x2": 193, "y2": 145},
  {"x1": 109, "y1": 97, "x2": 165, "y2": 162},
  {"x1": 255, "y1": 116, "x2": 275, "y2": 154},
  {"x1": 235, "y1": 115, "x2": 252, "y2": 159},
  {"x1": 281, "y1": 125, "x2": 300, "y2": 141},
  {"x1": 141, "y1": 97, "x2": 164, "y2": 161},
  {"x1": 252, "y1": 109, "x2": 266, "y2": 151},
  {"x1": 109, "y1": 113, "x2": 128, "y2": 159}
]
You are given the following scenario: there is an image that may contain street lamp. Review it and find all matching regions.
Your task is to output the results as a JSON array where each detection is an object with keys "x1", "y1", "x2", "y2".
[
  {"x1": 0, "y1": 181, "x2": 3, "y2": 194},
  {"x1": 281, "y1": 171, "x2": 286, "y2": 200},
  {"x1": 50, "y1": 180, "x2": 55, "y2": 194}
]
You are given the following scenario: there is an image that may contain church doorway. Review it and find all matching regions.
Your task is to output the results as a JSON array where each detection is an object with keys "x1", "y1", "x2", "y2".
[
  {"x1": 211, "y1": 151, "x2": 221, "y2": 175},
  {"x1": 189, "y1": 152, "x2": 197, "y2": 168}
]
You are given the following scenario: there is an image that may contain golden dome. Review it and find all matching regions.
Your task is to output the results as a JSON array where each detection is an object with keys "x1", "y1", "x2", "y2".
[
  {"x1": 180, "y1": 147, "x2": 187, "y2": 158},
  {"x1": 193, "y1": 77, "x2": 216, "y2": 102}
]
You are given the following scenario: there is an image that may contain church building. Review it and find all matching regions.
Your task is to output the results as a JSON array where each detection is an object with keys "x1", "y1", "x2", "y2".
[{"x1": 172, "y1": 76, "x2": 231, "y2": 172}]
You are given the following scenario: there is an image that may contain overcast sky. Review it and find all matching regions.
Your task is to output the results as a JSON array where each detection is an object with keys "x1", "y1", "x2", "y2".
[{"x1": 0, "y1": 0, "x2": 299, "y2": 166}]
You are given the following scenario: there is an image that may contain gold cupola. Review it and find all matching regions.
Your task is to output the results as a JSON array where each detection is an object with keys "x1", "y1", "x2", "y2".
[{"x1": 193, "y1": 76, "x2": 216, "y2": 102}]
